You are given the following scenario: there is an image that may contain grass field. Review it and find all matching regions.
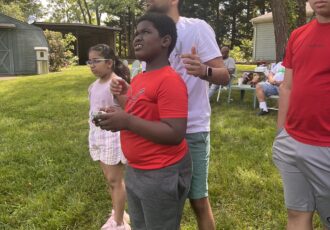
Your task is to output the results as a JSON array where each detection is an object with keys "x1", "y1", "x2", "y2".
[{"x1": 0, "y1": 66, "x2": 322, "y2": 229}]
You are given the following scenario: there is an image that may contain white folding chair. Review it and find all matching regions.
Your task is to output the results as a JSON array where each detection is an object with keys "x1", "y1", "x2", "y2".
[{"x1": 216, "y1": 74, "x2": 236, "y2": 102}]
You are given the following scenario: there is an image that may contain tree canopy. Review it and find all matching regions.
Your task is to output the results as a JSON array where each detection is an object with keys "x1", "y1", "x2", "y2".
[
  {"x1": 0, "y1": 0, "x2": 310, "y2": 61},
  {"x1": 0, "y1": 0, "x2": 44, "y2": 21}
]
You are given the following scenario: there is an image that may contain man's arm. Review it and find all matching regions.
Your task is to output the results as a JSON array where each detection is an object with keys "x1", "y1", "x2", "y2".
[
  {"x1": 181, "y1": 47, "x2": 230, "y2": 86},
  {"x1": 204, "y1": 57, "x2": 230, "y2": 85},
  {"x1": 277, "y1": 68, "x2": 293, "y2": 130}
]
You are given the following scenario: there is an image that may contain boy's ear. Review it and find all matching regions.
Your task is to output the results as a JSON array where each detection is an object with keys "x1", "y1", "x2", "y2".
[{"x1": 161, "y1": 35, "x2": 172, "y2": 49}]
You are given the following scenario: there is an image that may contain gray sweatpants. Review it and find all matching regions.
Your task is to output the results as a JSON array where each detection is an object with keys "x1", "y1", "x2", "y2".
[
  {"x1": 125, "y1": 153, "x2": 192, "y2": 230},
  {"x1": 273, "y1": 128, "x2": 330, "y2": 228}
]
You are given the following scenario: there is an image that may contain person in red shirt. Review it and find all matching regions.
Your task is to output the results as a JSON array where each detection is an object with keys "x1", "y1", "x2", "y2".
[
  {"x1": 273, "y1": 0, "x2": 330, "y2": 229},
  {"x1": 95, "y1": 13, "x2": 191, "y2": 230}
]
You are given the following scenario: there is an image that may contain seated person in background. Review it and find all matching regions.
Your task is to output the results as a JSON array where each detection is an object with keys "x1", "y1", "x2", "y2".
[
  {"x1": 256, "y1": 61, "x2": 285, "y2": 115},
  {"x1": 208, "y1": 46, "x2": 236, "y2": 99},
  {"x1": 242, "y1": 72, "x2": 263, "y2": 87},
  {"x1": 242, "y1": 64, "x2": 268, "y2": 87}
]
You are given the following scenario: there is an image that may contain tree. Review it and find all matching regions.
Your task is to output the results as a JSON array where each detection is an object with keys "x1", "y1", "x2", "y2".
[
  {"x1": 271, "y1": 0, "x2": 308, "y2": 62},
  {"x1": 181, "y1": 0, "x2": 270, "y2": 61},
  {"x1": 44, "y1": 30, "x2": 78, "y2": 72},
  {"x1": 0, "y1": 0, "x2": 44, "y2": 21},
  {"x1": 0, "y1": 1, "x2": 25, "y2": 21},
  {"x1": 270, "y1": 0, "x2": 290, "y2": 62}
]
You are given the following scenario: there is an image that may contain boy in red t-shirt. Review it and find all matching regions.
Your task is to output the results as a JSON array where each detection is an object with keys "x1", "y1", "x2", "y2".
[
  {"x1": 273, "y1": 0, "x2": 330, "y2": 229},
  {"x1": 95, "y1": 13, "x2": 191, "y2": 230}
]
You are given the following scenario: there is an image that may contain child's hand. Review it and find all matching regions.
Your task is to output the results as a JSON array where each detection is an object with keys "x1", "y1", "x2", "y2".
[
  {"x1": 92, "y1": 110, "x2": 106, "y2": 126},
  {"x1": 95, "y1": 106, "x2": 130, "y2": 132},
  {"x1": 181, "y1": 46, "x2": 206, "y2": 77},
  {"x1": 110, "y1": 77, "x2": 129, "y2": 95}
]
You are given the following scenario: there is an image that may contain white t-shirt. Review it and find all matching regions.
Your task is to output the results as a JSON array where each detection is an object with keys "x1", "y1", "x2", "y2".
[
  {"x1": 169, "y1": 17, "x2": 221, "y2": 133},
  {"x1": 271, "y1": 62, "x2": 285, "y2": 82}
]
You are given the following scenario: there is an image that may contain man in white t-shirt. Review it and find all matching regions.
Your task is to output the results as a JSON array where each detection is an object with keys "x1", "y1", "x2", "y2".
[
  {"x1": 146, "y1": 1, "x2": 230, "y2": 229},
  {"x1": 256, "y1": 61, "x2": 285, "y2": 115},
  {"x1": 208, "y1": 46, "x2": 236, "y2": 98}
]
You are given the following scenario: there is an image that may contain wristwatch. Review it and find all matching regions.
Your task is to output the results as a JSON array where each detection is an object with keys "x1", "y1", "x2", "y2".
[
  {"x1": 200, "y1": 66, "x2": 212, "y2": 80},
  {"x1": 206, "y1": 66, "x2": 213, "y2": 78}
]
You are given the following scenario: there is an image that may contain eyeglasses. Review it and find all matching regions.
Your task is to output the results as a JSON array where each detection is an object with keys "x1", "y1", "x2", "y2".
[{"x1": 86, "y1": 59, "x2": 111, "y2": 66}]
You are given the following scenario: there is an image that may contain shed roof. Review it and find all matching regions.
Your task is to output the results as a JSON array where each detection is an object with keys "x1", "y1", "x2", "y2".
[
  {"x1": 251, "y1": 2, "x2": 314, "y2": 24},
  {"x1": 0, "y1": 13, "x2": 43, "y2": 30},
  {"x1": 33, "y1": 22, "x2": 121, "y2": 34}
]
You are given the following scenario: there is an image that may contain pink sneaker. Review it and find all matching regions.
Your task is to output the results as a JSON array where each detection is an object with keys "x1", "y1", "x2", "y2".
[{"x1": 101, "y1": 218, "x2": 131, "y2": 230}]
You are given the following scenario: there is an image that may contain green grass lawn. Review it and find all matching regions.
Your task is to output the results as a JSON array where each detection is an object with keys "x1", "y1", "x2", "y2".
[{"x1": 0, "y1": 66, "x2": 322, "y2": 229}]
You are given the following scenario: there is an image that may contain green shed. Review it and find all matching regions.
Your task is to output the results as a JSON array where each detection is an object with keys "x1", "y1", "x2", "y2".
[{"x1": 0, "y1": 13, "x2": 48, "y2": 76}]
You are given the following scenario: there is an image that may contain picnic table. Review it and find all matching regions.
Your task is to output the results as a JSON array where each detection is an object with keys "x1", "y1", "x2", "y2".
[{"x1": 227, "y1": 84, "x2": 257, "y2": 109}]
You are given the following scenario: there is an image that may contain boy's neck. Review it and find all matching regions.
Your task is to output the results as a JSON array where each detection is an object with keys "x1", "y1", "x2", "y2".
[
  {"x1": 316, "y1": 14, "x2": 330, "y2": 23},
  {"x1": 145, "y1": 57, "x2": 170, "y2": 72},
  {"x1": 168, "y1": 9, "x2": 180, "y2": 23}
]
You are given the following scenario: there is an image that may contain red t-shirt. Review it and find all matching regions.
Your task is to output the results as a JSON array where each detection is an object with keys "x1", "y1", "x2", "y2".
[
  {"x1": 283, "y1": 19, "x2": 330, "y2": 146},
  {"x1": 120, "y1": 66, "x2": 188, "y2": 169}
]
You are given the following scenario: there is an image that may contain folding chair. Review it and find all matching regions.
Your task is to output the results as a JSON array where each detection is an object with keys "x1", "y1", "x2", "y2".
[
  {"x1": 267, "y1": 95, "x2": 279, "y2": 111},
  {"x1": 216, "y1": 74, "x2": 236, "y2": 102}
]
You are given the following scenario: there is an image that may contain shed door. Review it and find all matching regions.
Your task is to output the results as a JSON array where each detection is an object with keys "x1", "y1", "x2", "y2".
[{"x1": 0, "y1": 31, "x2": 14, "y2": 75}]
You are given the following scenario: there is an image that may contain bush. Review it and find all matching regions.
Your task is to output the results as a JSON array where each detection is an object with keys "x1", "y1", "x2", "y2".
[
  {"x1": 44, "y1": 30, "x2": 78, "y2": 72},
  {"x1": 230, "y1": 39, "x2": 253, "y2": 63}
]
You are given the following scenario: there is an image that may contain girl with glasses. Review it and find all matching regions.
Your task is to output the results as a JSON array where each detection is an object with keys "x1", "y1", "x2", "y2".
[{"x1": 87, "y1": 44, "x2": 131, "y2": 230}]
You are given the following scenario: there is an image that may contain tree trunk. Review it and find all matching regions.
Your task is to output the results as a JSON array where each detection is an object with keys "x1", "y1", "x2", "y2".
[
  {"x1": 215, "y1": 4, "x2": 220, "y2": 44},
  {"x1": 130, "y1": 6, "x2": 136, "y2": 58},
  {"x1": 119, "y1": 16, "x2": 123, "y2": 57},
  {"x1": 127, "y1": 7, "x2": 132, "y2": 58},
  {"x1": 77, "y1": 0, "x2": 88, "y2": 24},
  {"x1": 122, "y1": 15, "x2": 127, "y2": 57},
  {"x1": 270, "y1": 0, "x2": 290, "y2": 62},
  {"x1": 230, "y1": 0, "x2": 237, "y2": 49},
  {"x1": 247, "y1": 0, "x2": 251, "y2": 20},
  {"x1": 83, "y1": 0, "x2": 92, "y2": 24},
  {"x1": 95, "y1": 5, "x2": 101, "y2": 26}
]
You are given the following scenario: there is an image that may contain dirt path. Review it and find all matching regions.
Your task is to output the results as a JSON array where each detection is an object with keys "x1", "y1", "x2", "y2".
[{"x1": 0, "y1": 77, "x2": 21, "y2": 81}]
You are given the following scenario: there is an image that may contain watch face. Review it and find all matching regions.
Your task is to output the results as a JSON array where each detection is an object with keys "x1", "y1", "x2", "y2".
[{"x1": 208, "y1": 67, "x2": 212, "y2": 77}]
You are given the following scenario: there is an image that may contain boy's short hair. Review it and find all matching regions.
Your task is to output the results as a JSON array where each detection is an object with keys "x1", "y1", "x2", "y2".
[{"x1": 137, "y1": 13, "x2": 177, "y2": 56}]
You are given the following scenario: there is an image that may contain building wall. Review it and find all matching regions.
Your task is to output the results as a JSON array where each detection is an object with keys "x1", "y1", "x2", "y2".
[
  {"x1": 253, "y1": 22, "x2": 276, "y2": 62},
  {"x1": 0, "y1": 13, "x2": 48, "y2": 75},
  {"x1": 14, "y1": 28, "x2": 48, "y2": 74}
]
